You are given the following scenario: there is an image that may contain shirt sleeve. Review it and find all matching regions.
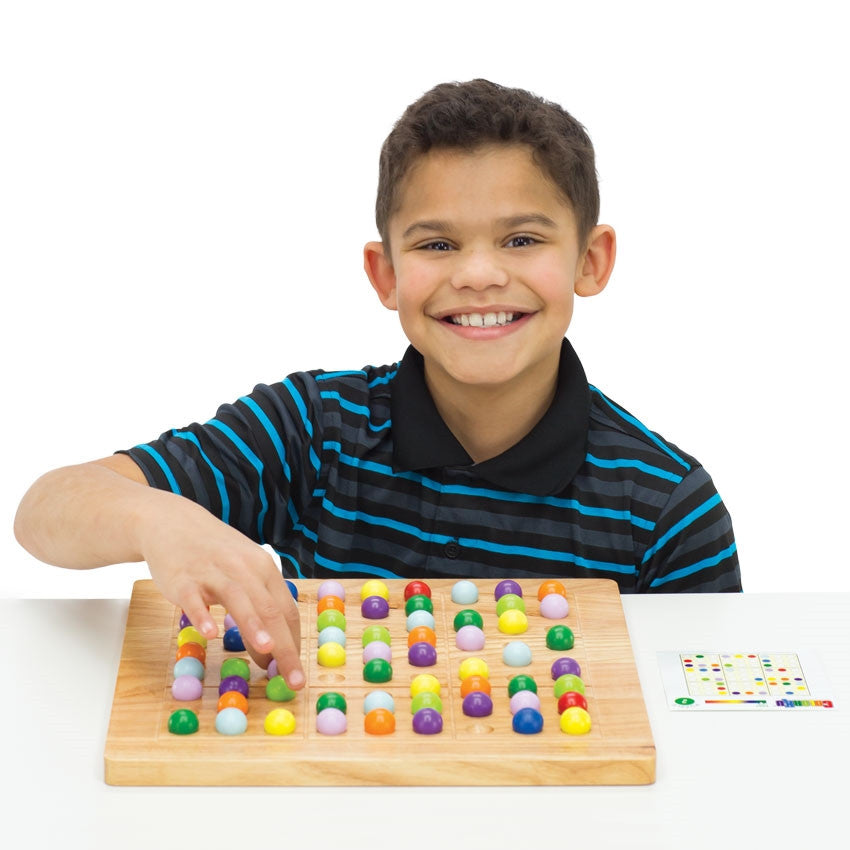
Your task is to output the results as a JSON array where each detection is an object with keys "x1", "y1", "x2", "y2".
[
  {"x1": 636, "y1": 464, "x2": 741, "y2": 592},
  {"x1": 120, "y1": 373, "x2": 323, "y2": 548}
]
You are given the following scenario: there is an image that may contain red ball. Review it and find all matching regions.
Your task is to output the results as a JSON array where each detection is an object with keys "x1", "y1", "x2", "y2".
[
  {"x1": 557, "y1": 691, "x2": 588, "y2": 714},
  {"x1": 403, "y1": 580, "x2": 432, "y2": 600}
]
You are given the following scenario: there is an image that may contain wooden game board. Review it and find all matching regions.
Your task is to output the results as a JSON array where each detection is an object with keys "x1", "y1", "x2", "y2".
[{"x1": 104, "y1": 578, "x2": 655, "y2": 785}]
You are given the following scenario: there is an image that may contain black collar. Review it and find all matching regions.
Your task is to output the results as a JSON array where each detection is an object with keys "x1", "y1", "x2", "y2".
[{"x1": 391, "y1": 339, "x2": 590, "y2": 496}]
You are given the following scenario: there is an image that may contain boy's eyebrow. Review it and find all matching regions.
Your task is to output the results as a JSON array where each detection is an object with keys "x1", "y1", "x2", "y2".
[{"x1": 402, "y1": 213, "x2": 558, "y2": 240}]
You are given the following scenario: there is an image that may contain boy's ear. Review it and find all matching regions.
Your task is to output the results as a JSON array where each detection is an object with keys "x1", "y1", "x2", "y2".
[
  {"x1": 363, "y1": 241, "x2": 398, "y2": 310},
  {"x1": 575, "y1": 225, "x2": 616, "y2": 297}
]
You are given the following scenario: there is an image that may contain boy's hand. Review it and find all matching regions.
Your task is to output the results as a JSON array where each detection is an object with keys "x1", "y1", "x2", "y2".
[{"x1": 137, "y1": 493, "x2": 305, "y2": 689}]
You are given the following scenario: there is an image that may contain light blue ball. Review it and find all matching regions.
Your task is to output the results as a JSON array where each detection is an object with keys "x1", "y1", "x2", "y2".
[
  {"x1": 406, "y1": 610, "x2": 436, "y2": 631},
  {"x1": 318, "y1": 626, "x2": 347, "y2": 646},
  {"x1": 215, "y1": 707, "x2": 248, "y2": 735},
  {"x1": 363, "y1": 690, "x2": 395, "y2": 714},
  {"x1": 173, "y1": 657, "x2": 205, "y2": 680},
  {"x1": 451, "y1": 580, "x2": 479, "y2": 604},
  {"x1": 503, "y1": 640, "x2": 533, "y2": 667}
]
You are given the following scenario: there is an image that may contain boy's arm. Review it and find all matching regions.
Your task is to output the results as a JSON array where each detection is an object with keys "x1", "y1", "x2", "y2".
[{"x1": 13, "y1": 455, "x2": 305, "y2": 688}]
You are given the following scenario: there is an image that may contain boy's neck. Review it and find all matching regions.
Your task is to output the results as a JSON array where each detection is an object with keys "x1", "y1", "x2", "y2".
[{"x1": 424, "y1": 357, "x2": 559, "y2": 464}]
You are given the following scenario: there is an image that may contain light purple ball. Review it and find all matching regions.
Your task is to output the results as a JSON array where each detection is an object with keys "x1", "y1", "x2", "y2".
[
  {"x1": 455, "y1": 625, "x2": 486, "y2": 651},
  {"x1": 267, "y1": 659, "x2": 278, "y2": 679},
  {"x1": 551, "y1": 656, "x2": 581, "y2": 679},
  {"x1": 494, "y1": 579, "x2": 523, "y2": 600},
  {"x1": 317, "y1": 580, "x2": 346, "y2": 601},
  {"x1": 224, "y1": 613, "x2": 238, "y2": 630},
  {"x1": 362, "y1": 640, "x2": 393, "y2": 664},
  {"x1": 316, "y1": 707, "x2": 348, "y2": 735},
  {"x1": 361, "y1": 595, "x2": 390, "y2": 619},
  {"x1": 172, "y1": 674, "x2": 203, "y2": 701},
  {"x1": 540, "y1": 592, "x2": 570, "y2": 619},
  {"x1": 510, "y1": 690, "x2": 542, "y2": 715}
]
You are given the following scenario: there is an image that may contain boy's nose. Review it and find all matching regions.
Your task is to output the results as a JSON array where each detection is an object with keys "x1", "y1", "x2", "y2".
[{"x1": 451, "y1": 249, "x2": 510, "y2": 290}]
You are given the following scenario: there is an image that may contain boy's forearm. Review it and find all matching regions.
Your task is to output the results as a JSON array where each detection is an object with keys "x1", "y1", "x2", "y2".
[{"x1": 14, "y1": 462, "x2": 163, "y2": 569}]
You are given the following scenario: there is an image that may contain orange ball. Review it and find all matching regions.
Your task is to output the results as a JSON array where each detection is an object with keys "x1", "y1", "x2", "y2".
[
  {"x1": 364, "y1": 708, "x2": 396, "y2": 735},
  {"x1": 537, "y1": 580, "x2": 567, "y2": 601},
  {"x1": 176, "y1": 642, "x2": 206, "y2": 664},
  {"x1": 407, "y1": 626, "x2": 437, "y2": 648},
  {"x1": 217, "y1": 691, "x2": 249, "y2": 714},
  {"x1": 460, "y1": 675, "x2": 492, "y2": 698},
  {"x1": 317, "y1": 595, "x2": 345, "y2": 614}
]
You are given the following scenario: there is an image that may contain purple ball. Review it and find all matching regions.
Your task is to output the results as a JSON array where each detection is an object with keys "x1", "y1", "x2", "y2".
[
  {"x1": 551, "y1": 656, "x2": 581, "y2": 680},
  {"x1": 179, "y1": 612, "x2": 192, "y2": 630},
  {"x1": 462, "y1": 691, "x2": 494, "y2": 717},
  {"x1": 494, "y1": 579, "x2": 523, "y2": 600},
  {"x1": 172, "y1": 674, "x2": 203, "y2": 701},
  {"x1": 412, "y1": 708, "x2": 444, "y2": 735},
  {"x1": 361, "y1": 595, "x2": 390, "y2": 619},
  {"x1": 408, "y1": 642, "x2": 438, "y2": 667},
  {"x1": 219, "y1": 675, "x2": 250, "y2": 697}
]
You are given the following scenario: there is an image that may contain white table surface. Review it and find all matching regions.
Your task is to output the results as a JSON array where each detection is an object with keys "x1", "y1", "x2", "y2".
[{"x1": 3, "y1": 591, "x2": 848, "y2": 849}]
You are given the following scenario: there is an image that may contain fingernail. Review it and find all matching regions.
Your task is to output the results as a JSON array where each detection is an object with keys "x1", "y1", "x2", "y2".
[
  {"x1": 256, "y1": 630, "x2": 272, "y2": 647},
  {"x1": 288, "y1": 670, "x2": 305, "y2": 688}
]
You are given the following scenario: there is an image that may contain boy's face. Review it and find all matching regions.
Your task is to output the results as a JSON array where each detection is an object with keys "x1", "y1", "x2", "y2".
[{"x1": 366, "y1": 144, "x2": 610, "y2": 404}]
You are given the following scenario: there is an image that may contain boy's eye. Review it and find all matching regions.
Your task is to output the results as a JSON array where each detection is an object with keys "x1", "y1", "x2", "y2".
[
  {"x1": 506, "y1": 235, "x2": 537, "y2": 248},
  {"x1": 421, "y1": 240, "x2": 453, "y2": 251}
]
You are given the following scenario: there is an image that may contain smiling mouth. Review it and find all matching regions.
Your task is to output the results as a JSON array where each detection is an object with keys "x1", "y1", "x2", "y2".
[{"x1": 443, "y1": 311, "x2": 527, "y2": 328}]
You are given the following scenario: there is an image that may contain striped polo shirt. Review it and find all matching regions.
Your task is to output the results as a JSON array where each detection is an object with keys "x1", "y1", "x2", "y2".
[{"x1": 125, "y1": 339, "x2": 741, "y2": 593}]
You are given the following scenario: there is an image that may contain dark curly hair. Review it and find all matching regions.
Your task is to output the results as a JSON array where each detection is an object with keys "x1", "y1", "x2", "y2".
[{"x1": 376, "y1": 79, "x2": 599, "y2": 254}]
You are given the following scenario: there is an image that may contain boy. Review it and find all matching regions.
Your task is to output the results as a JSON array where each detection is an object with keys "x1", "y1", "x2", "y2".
[{"x1": 14, "y1": 79, "x2": 741, "y2": 691}]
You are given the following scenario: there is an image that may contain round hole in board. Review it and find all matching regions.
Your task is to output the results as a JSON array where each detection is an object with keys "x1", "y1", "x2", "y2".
[
  {"x1": 317, "y1": 673, "x2": 346, "y2": 684},
  {"x1": 466, "y1": 722, "x2": 495, "y2": 734}
]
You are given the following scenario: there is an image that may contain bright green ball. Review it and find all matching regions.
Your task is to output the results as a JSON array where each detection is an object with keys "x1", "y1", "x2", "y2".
[
  {"x1": 266, "y1": 674, "x2": 297, "y2": 702},
  {"x1": 220, "y1": 657, "x2": 251, "y2": 682}
]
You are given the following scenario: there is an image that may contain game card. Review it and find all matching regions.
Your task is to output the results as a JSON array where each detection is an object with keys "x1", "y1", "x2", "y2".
[{"x1": 657, "y1": 650, "x2": 836, "y2": 710}]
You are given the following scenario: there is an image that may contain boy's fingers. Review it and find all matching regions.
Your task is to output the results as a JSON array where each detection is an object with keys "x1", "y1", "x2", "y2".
[{"x1": 179, "y1": 590, "x2": 217, "y2": 640}]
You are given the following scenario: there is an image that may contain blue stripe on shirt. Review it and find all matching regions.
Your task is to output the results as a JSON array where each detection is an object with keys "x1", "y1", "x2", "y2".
[
  {"x1": 590, "y1": 386, "x2": 691, "y2": 471},
  {"x1": 320, "y1": 391, "x2": 391, "y2": 431},
  {"x1": 207, "y1": 418, "x2": 269, "y2": 544},
  {"x1": 649, "y1": 541, "x2": 738, "y2": 588},
  {"x1": 585, "y1": 453, "x2": 684, "y2": 484},
  {"x1": 641, "y1": 492, "x2": 722, "y2": 564},
  {"x1": 134, "y1": 444, "x2": 181, "y2": 495},
  {"x1": 171, "y1": 430, "x2": 230, "y2": 524}
]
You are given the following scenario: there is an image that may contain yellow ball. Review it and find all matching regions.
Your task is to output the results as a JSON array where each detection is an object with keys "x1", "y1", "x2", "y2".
[
  {"x1": 265, "y1": 708, "x2": 296, "y2": 735},
  {"x1": 498, "y1": 609, "x2": 528, "y2": 635},
  {"x1": 410, "y1": 673, "x2": 441, "y2": 698},
  {"x1": 177, "y1": 626, "x2": 207, "y2": 648},
  {"x1": 560, "y1": 706, "x2": 592, "y2": 735},
  {"x1": 360, "y1": 580, "x2": 390, "y2": 601},
  {"x1": 458, "y1": 657, "x2": 489, "y2": 681},
  {"x1": 317, "y1": 641, "x2": 346, "y2": 667}
]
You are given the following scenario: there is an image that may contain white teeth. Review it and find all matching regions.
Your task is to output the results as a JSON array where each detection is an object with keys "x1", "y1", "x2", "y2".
[{"x1": 449, "y1": 311, "x2": 517, "y2": 327}]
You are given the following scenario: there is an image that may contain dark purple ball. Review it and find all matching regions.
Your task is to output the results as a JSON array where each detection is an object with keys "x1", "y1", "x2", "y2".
[
  {"x1": 462, "y1": 691, "x2": 493, "y2": 717},
  {"x1": 408, "y1": 642, "x2": 437, "y2": 667},
  {"x1": 179, "y1": 612, "x2": 192, "y2": 630},
  {"x1": 551, "y1": 657, "x2": 582, "y2": 680},
  {"x1": 494, "y1": 579, "x2": 523, "y2": 600},
  {"x1": 412, "y1": 708, "x2": 444, "y2": 735},
  {"x1": 361, "y1": 595, "x2": 390, "y2": 619},
  {"x1": 219, "y1": 675, "x2": 249, "y2": 697}
]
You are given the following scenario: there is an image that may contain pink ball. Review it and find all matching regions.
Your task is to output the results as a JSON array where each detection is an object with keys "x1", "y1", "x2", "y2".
[
  {"x1": 362, "y1": 640, "x2": 393, "y2": 664},
  {"x1": 510, "y1": 690, "x2": 542, "y2": 715},
  {"x1": 316, "y1": 707, "x2": 347, "y2": 735},
  {"x1": 317, "y1": 580, "x2": 346, "y2": 601},
  {"x1": 540, "y1": 593, "x2": 569, "y2": 619},
  {"x1": 171, "y1": 674, "x2": 203, "y2": 701},
  {"x1": 455, "y1": 625, "x2": 486, "y2": 651}
]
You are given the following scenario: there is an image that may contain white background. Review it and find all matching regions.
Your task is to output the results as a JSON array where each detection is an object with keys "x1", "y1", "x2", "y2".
[{"x1": 3, "y1": 0, "x2": 847, "y2": 598}]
